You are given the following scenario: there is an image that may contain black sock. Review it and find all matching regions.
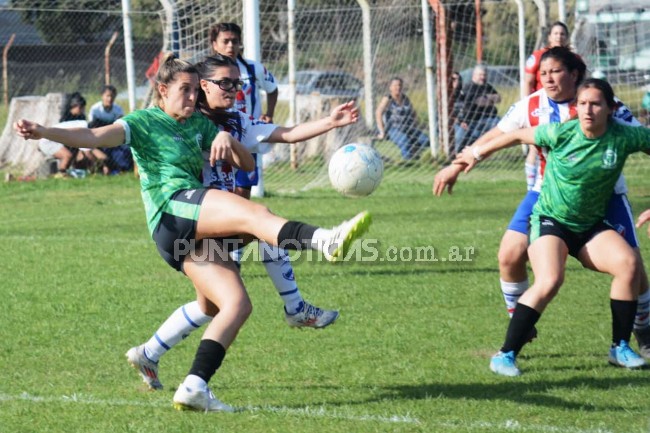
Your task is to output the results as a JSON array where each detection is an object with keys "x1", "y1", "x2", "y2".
[
  {"x1": 187, "y1": 339, "x2": 226, "y2": 384},
  {"x1": 611, "y1": 299, "x2": 637, "y2": 345},
  {"x1": 277, "y1": 221, "x2": 318, "y2": 250},
  {"x1": 502, "y1": 303, "x2": 541, "y2": 355}
]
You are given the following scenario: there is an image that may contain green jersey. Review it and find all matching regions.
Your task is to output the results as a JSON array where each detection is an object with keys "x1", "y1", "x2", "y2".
[
  {"x1": 533, "y1": 119, "x2": 650, "y2": 232},
  {"x1": 117, "y1": 107, "x2": 219, "y2": 235}
]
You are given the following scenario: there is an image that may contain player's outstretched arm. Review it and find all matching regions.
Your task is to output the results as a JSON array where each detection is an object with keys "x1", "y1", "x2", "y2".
[
  {"x1": 209, "y1": 131, "x2": 255, "y2": 171},
  {"x1": 267, "y1": 100, "x2": 358, "y2": 143},
  {"x1": 636, "y1": 209, "x2": 650, "y2": 238},
  {"x1": 14, "y1": 119, "x2": 125, "y2": 148},
  {"x1": 432, "y1": 164, "x2": 464, "y2": 196},
  {"x1": 455, "y1": 127, "x2": 537, "y2": 173}
]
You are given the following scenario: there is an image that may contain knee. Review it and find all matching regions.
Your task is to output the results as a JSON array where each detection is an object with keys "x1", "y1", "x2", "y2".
[
  {"x1": 612, "y1": 252, "x2": 639, "y2": 282},
  {"x1": 498, "y1": 244, "x2": 526, "y2": 271},
  {"x1": 532, "y1": 275, "x2": 564, "y2": 300}
]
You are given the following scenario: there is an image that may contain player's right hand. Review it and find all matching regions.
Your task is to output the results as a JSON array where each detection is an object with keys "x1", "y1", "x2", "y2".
[
  {"x1": 14, "y1": 119, "x2": 43, "y2": 140},
  {"x1": 432, "y1": 164, "x2": 463, "y2": 196},
  {"x1": 636, "y1": 209, "x2": 650, "y2": 238}
]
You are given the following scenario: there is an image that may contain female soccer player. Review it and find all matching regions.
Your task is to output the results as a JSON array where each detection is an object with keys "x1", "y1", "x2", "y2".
[
  {"x1": 14, "y1": 53, "x2": 371, "y2": 411},
  {"x1": 124, "y1": 54, "x2": 360, "y2": 391},
  {"x1": 433, "y1": 47, "x2": 650, "y2": 358},
  {"x1": 455, "y1": 78, "x2": 650, "y2": 376}
]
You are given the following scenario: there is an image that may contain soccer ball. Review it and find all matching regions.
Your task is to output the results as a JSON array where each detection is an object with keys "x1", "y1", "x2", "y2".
[{"x1": 328, "y1": 143, "x2": 384, "y2": 197}]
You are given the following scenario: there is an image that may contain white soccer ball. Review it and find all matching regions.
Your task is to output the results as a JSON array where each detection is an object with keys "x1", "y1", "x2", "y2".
[{"x1": 328, "y1": 143, "x2": 384, "y2": 197}]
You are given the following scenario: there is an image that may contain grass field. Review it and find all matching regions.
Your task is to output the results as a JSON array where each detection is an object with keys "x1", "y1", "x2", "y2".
[{"x1": 1, "y1": 173, "x2": 650, "y2": 433}]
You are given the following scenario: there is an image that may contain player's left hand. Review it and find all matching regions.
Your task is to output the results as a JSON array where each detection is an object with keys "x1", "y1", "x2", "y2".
[
  {"x1": 209, "y1": 131, "x2": 234, "y2": 167},
  {"x1": 259, "y1": 114, "x2": 273, "y2": 123},
  {"x1": 330, "y1": 101, "x2": 359, "y2": 127},
  {"x1": 636, "y1": 209, "x2": 650, "y2": 238}
]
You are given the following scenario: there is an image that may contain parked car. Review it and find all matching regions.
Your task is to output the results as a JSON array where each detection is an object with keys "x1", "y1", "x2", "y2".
[
  {"x1": 459, "y1": 65, "x2": 520, "y2": 87},
  {"x1": 277, "y1": 70, "x2": 363, "y2": 101}
]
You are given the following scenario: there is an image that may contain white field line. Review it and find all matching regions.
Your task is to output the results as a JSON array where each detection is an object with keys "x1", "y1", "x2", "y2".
[{"x1": 0, "y1": 392, "x2": 627, "y2": 432}]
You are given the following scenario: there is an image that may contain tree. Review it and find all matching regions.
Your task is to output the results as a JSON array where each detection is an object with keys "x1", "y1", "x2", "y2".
[{"x1": 9, "y1": 1, "x2": 123, "y2": 44}]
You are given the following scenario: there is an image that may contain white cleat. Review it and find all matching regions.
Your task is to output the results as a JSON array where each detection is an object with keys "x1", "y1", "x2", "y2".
[
  {"x1": 285, "y1": 301, "x2": 339, "y2": 329},
  {"x1": 172, "y1": 384, "x2": 235, "y2": 412},
  {"x1": 125, "y1": 345, "x2": 163, "y2": 390},
  {"x1": 322, "y1": 211, "x2": 372, "y2": 262}
]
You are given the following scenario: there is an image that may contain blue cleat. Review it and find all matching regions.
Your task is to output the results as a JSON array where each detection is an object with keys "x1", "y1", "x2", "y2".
[
  {"x1": 490, "y1": 351, "x2": 521, "y2": 377},
  {"x1": 608, "y1": 340, "x2": 646, "y2": 369}
]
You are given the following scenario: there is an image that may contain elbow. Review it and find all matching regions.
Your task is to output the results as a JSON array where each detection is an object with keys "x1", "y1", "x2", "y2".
[{"x1": 240, "y1": 155, "x2": 255, "y2": 172}]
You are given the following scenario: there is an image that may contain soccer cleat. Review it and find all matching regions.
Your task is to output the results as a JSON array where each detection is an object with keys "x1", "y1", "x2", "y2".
[
  {"x1": 285, "y1": 301, "x2": 339, "y2": 329},
  {"x1": 322, "y1": 211, "x2": 372, "y2": 262},
  {"x1": 173, "y1": 384, "x2": 235, "y2": 412},
  {"x1": 633, "y1": 326, "x2": 650, "y2": 359},
  {"x1": 125, "y1": 345, "x2": 163, "y2": 390},
  {"x1": 490, "y1": 351, "x2": 521, "y2": 377},
  {"x1": 608, "y1": 340, "x2": 647, "y2": 369}
]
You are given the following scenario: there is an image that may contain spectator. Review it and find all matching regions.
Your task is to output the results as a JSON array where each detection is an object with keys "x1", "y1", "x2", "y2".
[
  {"x1": 375, "y1": 77, "x2": 429, "y2": 160},
  {"x1": 60, "y1": 93, "x2": 108, "y2": 174},
  {"x1": 88, "y1": 85, "x2": 124, "y2": 125},
  {"x1": 449, "y1": 71, "x2": 465, "y2": 157},
  {"x1": 641, "y1": 90, "x2": 650, "y2": 127},
  {"x1": 88, "y1": 85, "x2": 133, "y2": 174},
  {"x1": 37, "y1": 122, "x2": 77, "y2": 178},
  {"x1": 454, "y1": 65, "x2": 501, "y2": 155}
]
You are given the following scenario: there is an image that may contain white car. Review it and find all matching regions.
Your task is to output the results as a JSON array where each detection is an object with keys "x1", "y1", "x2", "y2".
[{"x1": 277, "y1": 70, "x2": 363, "y2": 101}]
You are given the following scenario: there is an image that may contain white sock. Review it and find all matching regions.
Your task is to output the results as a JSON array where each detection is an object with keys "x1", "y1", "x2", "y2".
[
  {"x1": 260, "y1": 243, "x2": 304, "y2": 314},
  {"x1": 524, "y1": 163, "x2": 537, "y2": 191},
  {"x1": 182, "y1": 374, "x2": 208, "y2": 391},
  {"x1": 500, "y1": 279, "x2": 529, "y2": 317},
  {"x1": 311, "y1": 228, "x2": 333, "y2": 251},
  {"x1": 143, "y1": 301, "x2": 213, "y2": 362},
  {"x1": 635, "y1": 290, "x2": 650, "y2": 329}
]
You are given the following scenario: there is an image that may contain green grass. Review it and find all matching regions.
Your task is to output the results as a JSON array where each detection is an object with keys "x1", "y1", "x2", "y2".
[{"x1": 1, "y1": 174, "x2": 650, "y2": 432}]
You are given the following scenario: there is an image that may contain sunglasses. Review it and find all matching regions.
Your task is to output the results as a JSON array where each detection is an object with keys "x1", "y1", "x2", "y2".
[{"x1": 204, "y1": 78, "x2": 243, "y2": 91}]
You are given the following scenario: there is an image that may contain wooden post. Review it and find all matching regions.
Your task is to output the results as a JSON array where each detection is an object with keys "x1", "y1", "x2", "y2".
[
  {"x1": 104, "y1": 32, "x2": 119, "y2": 85},
  {"x1": 3, "y1": 34, "x2": 16, "y2": 108}
]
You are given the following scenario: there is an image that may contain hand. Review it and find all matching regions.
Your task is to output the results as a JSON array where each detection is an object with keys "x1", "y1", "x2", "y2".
[
  {"x1": 259, "y1": 114, "x2": 273, "y2": 123},
  {"x1": 454, "y1": 146, "x2": 480, "y2": 173},
  {"x1": 636, "y1": 209, "x2": 650, "y2": 238},
  {"x1": 14, "y1": 119, "x2": 44, "y2": 140},
  {"x1": 329, "y1": 101, "x2": 359, "y2": 128},
  {"x1": 432, "y1": 164, "x2": 463, "y2": 196},
  {"x1": 376, "y1": 132, "x2": 385, "y2": 140},
  {"x1": 209, "y1": 131, "x2": 234, "y2": 167}
]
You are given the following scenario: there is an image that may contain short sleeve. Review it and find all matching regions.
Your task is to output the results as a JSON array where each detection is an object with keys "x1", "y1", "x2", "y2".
[
  {"x1": 497, "y1": 99, "x2": 526, "y2": 132},
  {"x1": 533, "y1": 123, "x2": 559, "y2": 149},
  {"x1": 257, "y1": 62, "x2": 278, "y2": 94}
]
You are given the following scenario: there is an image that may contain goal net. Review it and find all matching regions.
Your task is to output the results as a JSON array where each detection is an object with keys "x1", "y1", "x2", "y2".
[{"x1": 1, "y1": 1, "x2": 648, "y2": 188}]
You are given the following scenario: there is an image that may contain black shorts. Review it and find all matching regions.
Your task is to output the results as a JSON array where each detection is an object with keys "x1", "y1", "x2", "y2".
[
  {"x1": 152, "y1": 188, "x2": 209, "y2": 272},
  {"x1": 529, "y1": 215, "x2": 613, "y2": 258}
]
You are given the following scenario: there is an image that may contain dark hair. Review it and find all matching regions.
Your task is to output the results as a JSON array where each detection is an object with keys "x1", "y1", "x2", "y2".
[
  {"x1": 549, "y1": 21, "x2": 569, "y2": 36},
  {"x1": 152, "y1": 53, "x2": 197, "y2": 107},
  {"x1": 210, "y1": 22, "x2": 252, "y2": 82},
  {"x1": 195, "y1": 54, "x2": 244, "y2": 136},
  {"x1": 389, "y1": 77, "x2": 403, "y2": 86},
  {"x1": 210, "y1": 22, "x2": 242, "y2": 43},
  {"x1": 540, "y1": 46, "x2": 586, "y2": 86},
  {"x1": 101, "y1": 84, "x2": 117, "y2": 97},
  {"x1": 60, "y1": 92, "x2": 86, "y2": 122},
  {"x1": 577, "y1": 78, "x2": 616, "y2": 110}
]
